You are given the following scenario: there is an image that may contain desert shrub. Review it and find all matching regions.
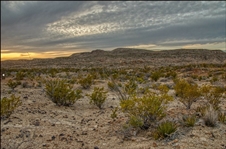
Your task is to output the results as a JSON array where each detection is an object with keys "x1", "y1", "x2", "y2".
[
  {"x1": 7, "y1": 79, "x2": 20, "y2": 91},
  {"x1": 174, "y1": 79, "x2": 201, "y2": 109},
  {"x1": 120, "y1": 92, "x2": 172, "y2": 130},
  {"x1": 153, "y1": 121, "x2": 177, "y2": 140},
  {"x1": 222, "y1": 73, "x2": 226, "y2": 81},
  {"x1": 111, "y1": 107, "x2": 118, "y2": 119},
  {"x1": 22, "y1": 81, "x2": 29, "y2": 88},
  {"x1": 124, "y1": 79, "x2": 138, "y2": 96},
  {"x1": 15, "y1": 71, "x2": 25, "y2": 80},
  {"x1": 211, "y1": 76, "x2": 218, "y2": 83},
  {"x1": 108, "y1": 78, "x2": 129, "y2": 101},
  {"x1": 78, "y1": 74, "x2": 93, "y2": 89},
  {"x1": 182, "y1": 115, "x2": 197, "y2": 127},
  {"x1": 107, "y1": 81, "x2": 118, "y2": 91},
  {"x1": 151, "y1": 71, "x2": 162, "y2": 82},
  {"x1": 200, "y1": 84, "x2": 225, "y2": 111},
  {"x1": 203, "y1": 106, "x2": 218, "y2": 127},
  {"x1": 218, "y1": 112, "x2": 226, "y2": 123},
  {"x1": 195, "y1": 106, "x2": 207, "y2": 117},
  {"x1": 138, "y1": 86, "x2": 150, "y2": 94},
  {"x1": 128, "y1": 115, "x2": 144, "y2": 128},
  {"x1": 48, "y1": 68, "x2": 58, "y2": 78},
  {"x1": 1, "y1": 94, "x2": 22, "y2": 119},
  {"x1": 87, "y1": 87, "x2": 107, "y2": 109},
  {"x1": 45, "y1": 79, "x2": 82, "y2": 106}
]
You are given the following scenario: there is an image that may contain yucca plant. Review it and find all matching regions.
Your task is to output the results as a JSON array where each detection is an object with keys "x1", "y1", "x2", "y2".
[
  {"x1": 182, "y1": 115, "x2": 197, "y2": 127},
  {"x1": 203, "y1": 106, "x2": 218, "y2": 127},
  {"x1": 1, "y1": 94, "x2": 22, "y2": 119},
  {"x1": 153, "y1": 121, "x2": 177, "y2": 140}
]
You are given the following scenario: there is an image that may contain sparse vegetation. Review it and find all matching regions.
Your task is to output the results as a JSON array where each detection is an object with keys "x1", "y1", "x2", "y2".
[
  {"x1": 87, "y1": 87, "x2": 107, "y2": 109},
  {"x1": 182, "y1": 115, "x2": 197, "y2": 127},
  {"x1": 203, "y1": 106, "x2": 218, "y2": 127},
  {"x1": 78, "y1": 74, "x2": 94, "y2": 89},
  {"x1": 120, "y1": 91, "x2": 172, "y2": 130},
  {"x1": 7, "y1": 79, "x2": 20, "y2": 91},
  {"x1": 174, "y1": 79, "x2": 201, "y2": 109},
  {"x1": 45, "y1": 79, "x2": 82, "y2": 106},
  {"x1": 1, "y1": 94, "x2": 22, "y2": 119},
  {"x1": 153, "y1": 121, "x2": 177, "y2": 140}
]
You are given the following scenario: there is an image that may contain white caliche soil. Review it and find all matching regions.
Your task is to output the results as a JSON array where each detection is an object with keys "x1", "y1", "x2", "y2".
[{"x1": 1, "y1": 75, "x2": 226, "y2": 149}]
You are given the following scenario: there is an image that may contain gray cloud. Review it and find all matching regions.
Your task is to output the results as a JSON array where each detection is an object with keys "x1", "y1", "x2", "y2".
[{"x1": 1, "y1": 1, "x2": 225, "y2": 57}]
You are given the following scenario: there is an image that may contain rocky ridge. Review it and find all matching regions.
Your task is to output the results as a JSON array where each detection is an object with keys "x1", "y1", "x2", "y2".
[{"x1": 1, "y1": 48, "x2": 226, "y2": 69}]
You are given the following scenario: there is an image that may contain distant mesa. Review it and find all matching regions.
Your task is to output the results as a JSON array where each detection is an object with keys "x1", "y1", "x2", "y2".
[{"x1": 1, "y1": 48, "x2": 226, "y2": 69}]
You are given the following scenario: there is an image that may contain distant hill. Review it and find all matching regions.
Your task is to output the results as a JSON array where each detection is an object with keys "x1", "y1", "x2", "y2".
[{"x1": 2, "y1": 48, "x2": 226, "y2": 69}]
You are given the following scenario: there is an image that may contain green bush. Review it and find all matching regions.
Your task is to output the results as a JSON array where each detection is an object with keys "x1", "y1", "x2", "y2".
[
  {"x1": 124, "y1": 80, "x2": 138, "y2": 96},
  {"x1": 87, "y1": 87, "x2": 107, "y2": 109},
  {"x1": 174, "y1": 79, "x2": 201, "y2": 109},
  {"x1": 107, "y1": 81, "x2": 118, "y2": 91},
  {"x1": 200, "y1": 84, "x2": 224, "y2": 111},
  {"x1": 45, "y1": 79, "x2": 82, "y2": 106},
  {"x1": 7, "y1": 79, "x2": 20, "y2": 91},
  {"x1": 151, "y1": 71, "x2": 162, "y2": 82},
  {"x1": 1, "y1": 94, "x2": 22, "y2": 119},
  {"x1": 120, "y1": 92, "x2": 171, "y2": 130},
  {"x1": 128, "y1": 115, "x2": 144, "y2": 128},
  {"x1": 153, "y1": 121, "x2": 177, "y2": 140},
  {"x1": 78, "y1": 74, "x2": 93, "y2": 89},
  {"x1": 15, "y1": 71, "x2": 25, "y2": 80}
]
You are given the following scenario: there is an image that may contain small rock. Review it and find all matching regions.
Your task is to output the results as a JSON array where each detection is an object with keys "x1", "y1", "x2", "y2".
[
  {"x1": 153, "y1": 142, "x2": 158, "y2": 147},
  {"x1": 94, "y1": 147, "x2": 99, "y2": 149},
  {"x1": 81, "y1": 131, "x2": 87, "y2": 135},
  {"x1": 200, "y1": 137, "x2": 207, "y2": 142}
]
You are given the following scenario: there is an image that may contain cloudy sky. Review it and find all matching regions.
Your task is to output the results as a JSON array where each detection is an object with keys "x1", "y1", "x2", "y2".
[{"x1": 1, "y1": 1, "x2": 226, "y2": 60}]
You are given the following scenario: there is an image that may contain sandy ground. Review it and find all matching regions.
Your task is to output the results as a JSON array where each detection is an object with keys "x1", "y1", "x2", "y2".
[{"x1": 1, "y1": 70, "x2": 226, "y2": 149}]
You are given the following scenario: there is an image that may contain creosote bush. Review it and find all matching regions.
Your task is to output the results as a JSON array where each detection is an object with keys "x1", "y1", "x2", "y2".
[
  {"x1": 45, "y1": 79, "x2": 82, "y2": 106},
  {"x1": 120, "y1": 91, "x2": 172, "y2": 130},
  {"x1": 174, "y1": 79, "x2": 201, "y2": 109},
  {"x1": 200, "y1": 84, "x2": 225, "y2": 111},
  {"x1": 151, "y1": 71, "x2": 162, "y2": 82},
  {"x1": 87, "y1": 87, "x2": 107, "y2": 109},
  {"x1": 7, "y1": 79, "x2": 20, "y2": 91},
  {"x1": 78, "y1": 74, "x2": 93, "y2": 89},
  {"x1": 107, "y1": 81, "x2": 118, "y2": 91},
  {"x1": 1, "y1": 94, "x2": 22, "y2": 119}
]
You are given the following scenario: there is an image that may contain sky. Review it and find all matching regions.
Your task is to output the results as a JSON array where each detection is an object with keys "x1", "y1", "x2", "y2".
[{"x1": 1, "y1": 1, "x2": 226, "y2": 61}]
